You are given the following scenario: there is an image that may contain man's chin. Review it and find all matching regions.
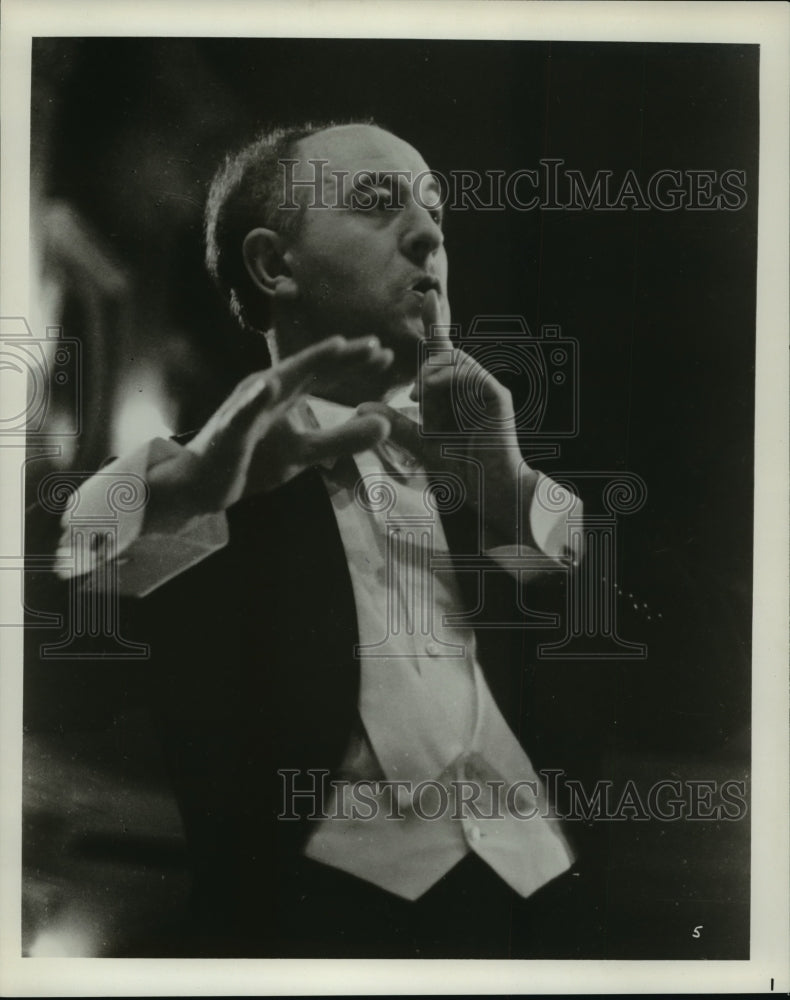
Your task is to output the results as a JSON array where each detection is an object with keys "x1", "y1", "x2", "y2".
[{"x1": 388, "y1": 316, "x2": 426, "y2": 354}]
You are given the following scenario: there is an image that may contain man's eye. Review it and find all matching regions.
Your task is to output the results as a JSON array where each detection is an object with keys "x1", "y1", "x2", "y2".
[
  {"x1": 369, "y1": 189, "x2": 387, "y2": 209},
  {"x1": 350, "y1": 186, "x2": 396, "y2": 212},
  {"x1": 370, "y1": 187, "x2": 398, "y2": 211}
]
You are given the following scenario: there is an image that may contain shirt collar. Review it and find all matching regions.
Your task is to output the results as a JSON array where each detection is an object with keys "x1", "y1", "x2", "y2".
[
  {"x1": 306, "y1": 385, "x2": 416, "y2": 431},
  {"x1": 299, "y1": 386, "x2": 418, "y2": 473}
]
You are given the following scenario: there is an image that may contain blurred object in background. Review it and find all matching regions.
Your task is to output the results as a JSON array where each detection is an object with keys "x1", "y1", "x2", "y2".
[
  {"x1": 27, "y1": 38, "x2": 268, "y2": 497},
  {"x1": 23, "y1": 724, "x2": 190, "y2": 957},
  {"x1": 30, "y1": 200, "x2": 132, "y2": 478},
  {"x1": 24, "y1": 37, "x2": 255, "y2": 957}
]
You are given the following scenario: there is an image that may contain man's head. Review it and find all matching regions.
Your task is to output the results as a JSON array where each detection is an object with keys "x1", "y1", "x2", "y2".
[{"x1": 205, "y1": 122, "x2": 448, "y2": 386}]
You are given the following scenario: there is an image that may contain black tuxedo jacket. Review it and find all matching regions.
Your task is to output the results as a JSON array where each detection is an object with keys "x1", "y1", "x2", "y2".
[
  {"x1": 115, "y1": 465, "x2": 556, "y2": 937},
  {"x1": 23, "y1": 453, "x2": 749, "y2": 955},
  {"x1": 31, "y1": 462, "x2": 699, "y2": 951}
]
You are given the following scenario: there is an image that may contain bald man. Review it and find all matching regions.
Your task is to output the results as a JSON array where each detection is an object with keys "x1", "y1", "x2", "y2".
[{"x1": 55, "y1": 122, "x2": 596, "y2": 958}]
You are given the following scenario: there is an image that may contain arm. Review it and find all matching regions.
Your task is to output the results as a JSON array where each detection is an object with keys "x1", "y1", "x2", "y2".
[
  {"x1": 53, "y1": 437, "x2": 231, "y2": 597},
  {"x1": 358, "y1": 292, "x2": 583, "y2": 572},
  {"x1": 56, "y1": 335, "x2": 395, "y2": 597}
]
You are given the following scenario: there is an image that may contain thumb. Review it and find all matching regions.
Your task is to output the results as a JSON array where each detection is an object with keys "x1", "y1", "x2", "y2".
[
  {"x1": 357, "y1": 402, "x2": 424, "y2": 461},
  {"x1": 302, "y1": 412, "x2": 392, "y2": 466}
]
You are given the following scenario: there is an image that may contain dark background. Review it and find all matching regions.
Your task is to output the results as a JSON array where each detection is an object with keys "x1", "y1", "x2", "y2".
[{"x1": 24, "y1": 38, "x2": 757, "y2": 958}]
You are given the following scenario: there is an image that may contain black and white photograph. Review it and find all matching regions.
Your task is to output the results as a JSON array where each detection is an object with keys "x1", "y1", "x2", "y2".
[{"x1": 1, "y1": 0, "x2": 787, "y2": 994}]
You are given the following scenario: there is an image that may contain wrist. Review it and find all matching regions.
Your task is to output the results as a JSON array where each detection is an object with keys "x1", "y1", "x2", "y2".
[{"x1": 144, "y1": 453, "x2": 211, "y2": 533}]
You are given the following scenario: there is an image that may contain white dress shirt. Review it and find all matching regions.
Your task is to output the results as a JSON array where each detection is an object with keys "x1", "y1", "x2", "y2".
[{"x1": 55, "y1": 389, "x2": 583, "y2": 901}]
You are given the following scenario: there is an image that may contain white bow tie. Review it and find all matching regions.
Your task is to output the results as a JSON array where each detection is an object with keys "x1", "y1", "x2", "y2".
[{"x1": 305, "y1": 390, "x2": 420, "y2": 473}]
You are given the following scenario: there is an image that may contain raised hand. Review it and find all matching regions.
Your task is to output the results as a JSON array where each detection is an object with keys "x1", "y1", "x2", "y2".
[
  {"x1": 145, "y1": 335, "x2": 394, "y2": 530},
  {"x1": 359, "y1": 292, "x2": 539, "y2": 548}
]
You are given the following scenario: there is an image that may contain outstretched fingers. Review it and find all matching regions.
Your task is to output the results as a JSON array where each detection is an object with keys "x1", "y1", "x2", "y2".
[
  {"x1": 205, "y1": 336, "x2": 393, "y2": 446},
  {"x1": 302, "y1": 412, "x2": 392, "y2": 465},
  {"x1": 275, "y1": 335, "x2": 393, "y2": 405}
]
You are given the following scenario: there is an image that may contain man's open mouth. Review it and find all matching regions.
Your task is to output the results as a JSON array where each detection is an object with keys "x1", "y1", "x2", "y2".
[{"x1": 410, "y1": 276, "x2": 441, "y2": 295}]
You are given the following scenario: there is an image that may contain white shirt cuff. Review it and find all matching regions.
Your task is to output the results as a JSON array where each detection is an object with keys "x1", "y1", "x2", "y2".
[
  {"x1": 485, "y1": 473, "x2": 583, "y2": 575},
  {"x1": 54, "y1": 437, "x2": 229, "y2": 597}
]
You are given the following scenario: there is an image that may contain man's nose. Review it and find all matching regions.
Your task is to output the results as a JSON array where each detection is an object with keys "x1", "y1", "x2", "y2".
[{"x1": 399, "y1": 201, "x2": 444, "y2": 263}]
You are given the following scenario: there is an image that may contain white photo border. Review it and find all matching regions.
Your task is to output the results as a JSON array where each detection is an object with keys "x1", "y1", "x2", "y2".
[{"x1": 1, "y1": 1, "x2": 787, "y2": 995}]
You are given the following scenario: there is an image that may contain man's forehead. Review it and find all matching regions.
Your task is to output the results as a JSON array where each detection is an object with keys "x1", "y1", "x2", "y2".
[{"x1": 293, "y1": 124, "x2": 431, "y2": 175}]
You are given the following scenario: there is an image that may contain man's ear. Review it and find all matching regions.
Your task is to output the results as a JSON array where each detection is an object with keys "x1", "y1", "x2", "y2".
[{"x1": 242, "y1": 228, "x2": 298, "y2": 299}]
